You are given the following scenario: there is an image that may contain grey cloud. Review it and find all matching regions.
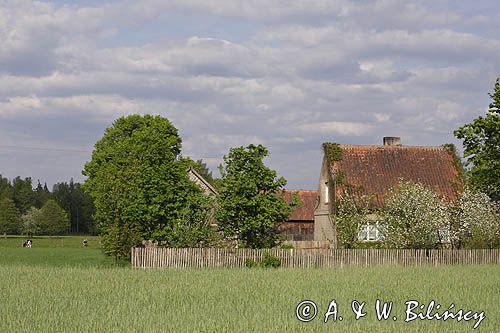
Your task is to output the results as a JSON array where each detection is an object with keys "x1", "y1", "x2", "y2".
[{"x1": 0, "y1": 0, "x2": 499, "y2": 189}]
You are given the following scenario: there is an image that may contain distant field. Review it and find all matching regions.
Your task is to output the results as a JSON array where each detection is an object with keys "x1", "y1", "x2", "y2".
[
  {"x1": 0, "y1": 235, "x2": 101, "y2": 249},
  {"x1": 0, "y1": 235, "x2": 123, "y2": 268},
  {"x1": 0, "y1": 262, "x2": 498, "y2": 332}
]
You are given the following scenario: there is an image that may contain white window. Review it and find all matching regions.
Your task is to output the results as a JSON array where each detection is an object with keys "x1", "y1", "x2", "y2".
[
  {"x1": 358, "y1": 223, "x2": 385, "y2": 241},
  {"x1": 324, "y1": 182, "x2": 329, "y2": 204}
]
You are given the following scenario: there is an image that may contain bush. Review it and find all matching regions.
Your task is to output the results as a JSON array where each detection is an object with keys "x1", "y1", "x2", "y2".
[
  {"x1": 245, "y1": 253, "x2": 281, "y2": 268},
  {"x1": 259, "y1": 252, "x2": 281, "y2": 268},
  {"x1": 451, "y1": 188, "x2": 500, "y2": 249},
  {"x1": 383, "y1": 181, "x2": 451, "y2": 249},
  {"x1": 244, "y1": 258, "x2": 258, "y2": 268}
]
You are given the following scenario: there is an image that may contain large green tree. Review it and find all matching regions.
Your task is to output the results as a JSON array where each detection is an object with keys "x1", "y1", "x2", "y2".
[
  {"x1": 216, "y1": 144, "x2": 296, "y2": 248},
  {"x1": 454, "y1": 78, "x2": 500, "y2": 199},
  {"x1": 82, "y1": 114, "x2": 214, "y2": 259},
  {"x1": 0, "y1": 198, "x2": 21, "y2": 234},
  {"x1": 38, "y1": 199, "x2": 70, "y2": 235}
]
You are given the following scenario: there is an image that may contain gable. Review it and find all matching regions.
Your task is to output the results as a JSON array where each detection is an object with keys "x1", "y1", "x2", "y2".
[{"x1": 187, "y1": 167, "x2": 218, "y2": 196}]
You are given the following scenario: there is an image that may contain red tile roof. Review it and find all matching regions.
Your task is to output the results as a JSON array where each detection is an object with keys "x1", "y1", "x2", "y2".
[
  {"x1": 282, "y1": 190, "x2": 318, "y2": 222},
  {"x1": 332, "y1": 145, "x2": 462, "y2": 206}
]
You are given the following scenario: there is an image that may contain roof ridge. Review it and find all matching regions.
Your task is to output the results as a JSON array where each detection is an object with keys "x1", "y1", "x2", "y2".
[{"x1": 338, "y1": 144, "x2": 445, "y2": 150}]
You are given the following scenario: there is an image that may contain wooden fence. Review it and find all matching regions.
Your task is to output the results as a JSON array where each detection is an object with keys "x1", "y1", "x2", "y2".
[{"x1": 131, "y1": 248, "x2": 500, "y2": 269}]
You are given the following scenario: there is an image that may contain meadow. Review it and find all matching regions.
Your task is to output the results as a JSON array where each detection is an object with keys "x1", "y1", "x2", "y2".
[{"x1": 0, "y1": 237, "x2": 498, "y2": 332}]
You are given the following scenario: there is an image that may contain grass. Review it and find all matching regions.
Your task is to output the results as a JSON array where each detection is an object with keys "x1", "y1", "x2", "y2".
[
  {"x1": 0, "y1": 236, "x2": 498, "y2": 332},
  {"x1": 0, "y1": 235, "x2": 123, "y2": 268}
]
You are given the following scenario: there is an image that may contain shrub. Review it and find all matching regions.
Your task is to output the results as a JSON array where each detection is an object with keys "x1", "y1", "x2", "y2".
[
  {"x1": 259, "y1": 252, "x2": 281, "y2": 268},
  {"x1": 451, "y1": 187, "x2": 500, "y2": 249},
  {"x1": 244, "y1": 258, "x2": 258, "y2": 268},
  {"x1": 383, "y1": 181, "x2": 451, "y2": 249}
]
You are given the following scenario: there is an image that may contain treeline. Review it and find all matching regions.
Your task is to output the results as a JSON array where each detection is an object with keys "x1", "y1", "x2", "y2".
[{"x1": 0, "y1": 176, "x2": 94, "y2": 235}]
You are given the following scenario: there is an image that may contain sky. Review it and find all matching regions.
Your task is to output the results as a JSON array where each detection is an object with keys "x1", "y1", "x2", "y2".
[{"x1": 1, "y1": 0, "x2": 499, "y2": 190}]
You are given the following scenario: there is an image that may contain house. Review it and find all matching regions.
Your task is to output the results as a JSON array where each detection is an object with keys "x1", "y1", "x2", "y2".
[
  {"x1": 314, "y1": 137, "x2": 463, "y2": 247},
  {"x1": 187, "y1": 167, "x2": 218, "y2": 196},
  {"x1": 279, "y1": 190, "x2": 318, "y2": 241}
]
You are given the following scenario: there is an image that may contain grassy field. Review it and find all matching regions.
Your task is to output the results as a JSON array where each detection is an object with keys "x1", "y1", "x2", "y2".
[
  {"x1": 0, "y1": 235, "x2": 122, "y2": 268},
  {"x1": 0, "y1": 237, "x2": 498, "y2": 332}
]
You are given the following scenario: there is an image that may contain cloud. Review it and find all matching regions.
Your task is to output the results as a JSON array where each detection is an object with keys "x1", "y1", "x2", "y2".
[{"x1": 0, "y1": 0, "x2": 499, "y2": 189}]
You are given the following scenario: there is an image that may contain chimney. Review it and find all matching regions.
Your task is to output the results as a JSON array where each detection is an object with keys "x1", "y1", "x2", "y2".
[{"x1": 383, "y1": 137, "x2": 401, "y2": 146}]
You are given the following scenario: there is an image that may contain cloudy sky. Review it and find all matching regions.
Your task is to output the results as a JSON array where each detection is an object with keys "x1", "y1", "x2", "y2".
[{"x1": 1, "y1": 0, "x2": 499, "y2": 189}]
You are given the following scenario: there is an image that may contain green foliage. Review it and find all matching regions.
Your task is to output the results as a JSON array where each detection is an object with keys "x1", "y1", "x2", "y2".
[
  {"x1": 83, "y1": 114, "x2": 214, "y2": 259},
  {"x1": 454, "y1": 78, "x2": 500, "y2": 199},
  {"x1": 0, "y1": 198, "x2": 21, "y2": 234},
  {"x1": 52, "y1": 179, "x2": 95, "y2": 234},
  {"x1": 244, "y1": 258, "x2": 258, "y2": 268},
  {"x1": 279, "y1": 243, "x2": 294, "y2": 249},
  {"x1": 322, "y1": 142, "x2": 342, "y2": 162},
  {"x1": 38, "y1": 199, "x2": 70, "y2": 235},
  {"x1": 244, "y1": 253, "x2": 282, "y2": 268},
  {"x1": 21, "y1": 207, "x2": 42, "y2": 236},
  {"x1": 441, "y1": 143, "x2": 466, "y2": 189},
  {"x1": 450, "y1": 187, "x2": 500, "y2": 249},
  {"x1": 11, "y1": 177, "x2": 35, "y2": 214},
  {"x1": 216, "y1": 144, "x2": 296, "y2": 248},
  {"x1": 259, "y1": 252, "x2": 281, "y2": 268},
  {"x1": 335, "y1": 193, "x2": 372, "y2": 248},
  {"x1": 383, "y1": 181, "x2": 451, "y2": 249},
  {"x1": 34, "y1": 181, "x2": 51, "y2": 208}
]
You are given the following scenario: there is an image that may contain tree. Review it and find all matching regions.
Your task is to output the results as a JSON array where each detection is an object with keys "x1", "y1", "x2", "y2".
[
  {"x1": 454, "y1": 78, "x2": 500, "y2": 199},
  {"x1": 34, "y1": 181, "x2": 51, "y2": 208},
  {"x1": 82, "y1": 114, "x2": 214, "y2": 259},
  {"x1": 0, "y1": 198, "x2": 21, "y2": 234},
  {"x1": 450, "y1": 187, "x2": 500, "y2": 249},
  {"x1": 0, "y1": 175, "x2": 13, "y2": 200},
  {"x1": 21, "y1": 207, "x2": 42, "y2": 237},
  {"x1": 216, "y1": 144, "x2": 296, "y2": 248},
  {"x1": 11, "y1": 177, "x2": 35, "y2": 214},
  {"x1": 53, "y1": 179, "x2": 94, "y2": 234},
  {"x1": 383, "y1": 181, "x2": 451, "y2": 249},
  {"x1": 38, "y1": 199, "x2": 69, "y2": 235}
]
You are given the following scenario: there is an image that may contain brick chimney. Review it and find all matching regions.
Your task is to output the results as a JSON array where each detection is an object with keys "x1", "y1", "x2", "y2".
[{"x1": 383, "y1": 137, "x2": 401, "y2": 146}]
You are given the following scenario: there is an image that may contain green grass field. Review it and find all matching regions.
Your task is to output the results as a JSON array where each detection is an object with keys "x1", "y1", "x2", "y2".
[{"x1": 0, "y1": 237, "x2": 498, "y2": 332}]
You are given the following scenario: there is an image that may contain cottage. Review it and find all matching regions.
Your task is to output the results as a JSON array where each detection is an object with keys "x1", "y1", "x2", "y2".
[{"x1": 314, "y1": 137, "x2": 463, "y2": 247}]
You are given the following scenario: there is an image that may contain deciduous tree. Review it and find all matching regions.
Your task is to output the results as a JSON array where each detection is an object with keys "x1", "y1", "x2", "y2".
[
  {"x1": 38, "y1": 199, "x2": 70, "y2": 235},
  {"x1": 217, "y1": 144, "x2": 296, "y2": 248},
  {"x1": 0, "y1": 197, "x2": 21, "y2": 234},
  {"x1": 454, "y1": 78, "x2": 500, "y2": 199},
  {"x1": 383, "y1": 181, "x2": 451, "y2": 249},
  {"x1": 83, "y1": 114, "x2": 214, "y2": 259}
]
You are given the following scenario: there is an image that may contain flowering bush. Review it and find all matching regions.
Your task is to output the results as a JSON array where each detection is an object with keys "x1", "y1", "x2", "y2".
[
  {"x1": 383, "y1": 181, "x2": 451, "y2": 249},
  {"x1": 451, "y1": 187, "x2": 500, "y2": 249}
]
